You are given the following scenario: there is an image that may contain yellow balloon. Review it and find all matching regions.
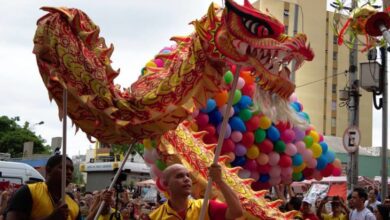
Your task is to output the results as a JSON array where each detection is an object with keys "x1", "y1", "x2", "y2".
[
  {"x1": 143, "y1": 139, "x2": 153, "y2": 150},
  {"x1": 293, "y1": 163, "x2": 306, "y2": 173},
  {"x1": 311, "y1": 143, "x2": 323, "y2": 158},
  {"x1": 246, "y1": 145, "x2": 260, "y2": 159},
  {"x1": 259, "y1": 115, "x2": 272, "y2": 129},
  {"x1": 146, "y1": 60, "x2": 157, "y2": 68},
  {"x1": 309, "y1": 130, "x2": 320, "y2": 143}
]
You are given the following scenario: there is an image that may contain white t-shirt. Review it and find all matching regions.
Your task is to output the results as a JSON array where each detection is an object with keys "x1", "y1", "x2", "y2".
[
  {"x1": 349, "y1": 208, "x2": 376, "y2": 220},
  {"x1": 364, "y1": 200, "x2": 381, "y2": 210}
]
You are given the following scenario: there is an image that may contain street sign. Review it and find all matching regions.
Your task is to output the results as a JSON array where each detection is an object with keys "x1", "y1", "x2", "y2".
[{"x1": 343, "y1": 126, "x2": 360, "y2": 153}]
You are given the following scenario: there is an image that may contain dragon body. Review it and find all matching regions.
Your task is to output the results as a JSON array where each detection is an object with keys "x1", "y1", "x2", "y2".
[{"x1": 33, "y1": 1, "x2": 326, "y2": 219}]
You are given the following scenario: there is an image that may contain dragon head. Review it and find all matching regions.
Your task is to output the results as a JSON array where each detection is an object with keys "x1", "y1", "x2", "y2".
[{"x1": 194, "y1": 0, "x2": 314, "y2": 99}]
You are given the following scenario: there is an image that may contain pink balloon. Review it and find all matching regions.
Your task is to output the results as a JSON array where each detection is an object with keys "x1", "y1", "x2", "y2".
[
  {"x1": 237, "y1": 77, "x2": 246, "y2": 89},
  {"x1": 269, "y1": 176, "x2": 281, "y2": 186},
  {"x1": 281, "y1": 167, "x2": 293, "y2": 176},
  {"x1": 293, "y1": 127, "x2": 305, "y2": 141},
  {"x1": 307, "y1": 158, "x2": 318, "y2": 169},
  {"x1": 250, "y1": 171, "x2": 260, "y2": 181},
  {"x1": 268, "y1": 152, "x2": 280, "y2": 166},
  {"x1": 219, "y1": 105, "x2": 235, "y2": 118},
  {"x1": 332, "y1": 168, "x2": 342, "y2": 176},
  {"x1": 289, "y1": 93, "x2": 298, "y2": 102},
  {"x1": 302, "y1": 149, "x2": 313, "y2": 162},
  {"x1": 269, "y1": 165, "x2": 281, "y2": 177},
  {"x1": 244, "y1": 159, "x2": 258, "y2": 172},
  {"x1": 281, "y1": 129, "x2": 296, "y2": 143},
  {"x1": 238, "y1": 169, "x2": 251, "y2": 179},
  {"x1": 256, "y1": 153, "x2": 269, "y2": 165},
  {"x1": 285, "y1": 143, "x2": 297, "y2": 156},
  {"x1": 154, "y1": 58, "x2": 164, "y2": 67},
  {"x1": 231, "y1": 131, "x2": 243, "y2": 143},
  {"x1": 319, "y1": 134, "x2": 324, "y2": 142},
  {"x1": 192, "y1": 109, "x2": 199, "y2": 118},
  {"x1": 295, "y1": 141, "x2": 306, "y2": 154}
]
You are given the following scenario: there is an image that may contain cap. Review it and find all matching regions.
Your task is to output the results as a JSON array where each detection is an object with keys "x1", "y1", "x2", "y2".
[{"x1": 302, "y1": 197, "x2": 312, "y2": 205}]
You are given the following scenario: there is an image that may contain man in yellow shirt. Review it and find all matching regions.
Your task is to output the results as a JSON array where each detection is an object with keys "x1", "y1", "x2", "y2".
[
  {"x1": 148, "y1": 163, "x2": 243, "y2": 220},
  {"x1": 317, "y1": 196, "x2": 349, "y2": 220}
]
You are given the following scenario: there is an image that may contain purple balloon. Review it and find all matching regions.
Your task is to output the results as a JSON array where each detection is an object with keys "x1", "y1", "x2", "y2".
[
  {"x1": 293, "y1": 127, "x2": 306, "y2": 141},
  {"x1": 235, "y1": 144, "x2": 247, "y2": 156},
  {"x1": 217, "y1": 123, "x2": 232, "y2": 139}
]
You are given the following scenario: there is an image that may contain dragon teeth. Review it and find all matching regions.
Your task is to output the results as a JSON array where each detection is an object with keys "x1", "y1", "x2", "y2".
[
  {"x1": 260, "y1": 57, "x2": 268, "y2": 64},
  {"x1": 238, "y1": 42, "x2": 248, "y2": 55},
  {"x1": 270, "y1": 63, "x2": 280, "y2": 74}
]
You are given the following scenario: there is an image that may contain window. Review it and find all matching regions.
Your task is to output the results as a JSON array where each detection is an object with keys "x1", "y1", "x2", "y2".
[
  {"x1": 332, "y1": 84, "x2": 337, "y2": 92},
  {"x1": 332, "y1": 101, "x2": 337, "y2": 110},
  {"x1": 333, "y1": 51, "x2": 338, "y2": 60},
  {"x1": 331, "y1": 118, "x2": 336, "y2": 127}
]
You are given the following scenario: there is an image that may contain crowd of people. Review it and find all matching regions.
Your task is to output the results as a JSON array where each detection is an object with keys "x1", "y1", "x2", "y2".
[{"x1": 0, "y1": 154, "x2": 390, "y2": 219}]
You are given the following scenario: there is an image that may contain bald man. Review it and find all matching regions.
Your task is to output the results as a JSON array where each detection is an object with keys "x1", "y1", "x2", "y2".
[{"x1": 148, "y1": 163, "x2": 243, "y2": 220}]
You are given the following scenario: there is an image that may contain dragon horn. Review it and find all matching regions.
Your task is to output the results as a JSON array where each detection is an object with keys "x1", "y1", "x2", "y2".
[
  {"x1": 268, "y1": 199, "x2": 284, "y2": 208},
  {"x1": 243, "y1": 0, "x2": 256, "y2": 10},
  {"x1": 206, "y1": 3, "x2": 217, "y2": 28}
]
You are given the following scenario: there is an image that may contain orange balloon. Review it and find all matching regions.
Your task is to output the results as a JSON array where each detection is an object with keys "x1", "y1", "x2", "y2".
[
  {"x1": 240, "y1": 71, "x2": 254, "y2": 84},
  {"x1": 214, "y1": 90, "x2": 228, "y2": 107}
]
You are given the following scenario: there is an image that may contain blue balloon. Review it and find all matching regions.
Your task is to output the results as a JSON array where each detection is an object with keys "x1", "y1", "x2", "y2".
[
  {"x1": 267, "y1": 126, "x2": 280, "y2": 142},
  {"x1": 201, "y1": 99, "x2": 217, "y2": 113},
  {"x1": 324, "y1": 150, "x2": 335, "y2": 163},
  {"x1": 290, "y1": 102, "x2": 302, "y2": 112},
  {"x1": 297, "y1": 112, "x2": 311, "y2": 123},
  {"x1": 209, "y1": 110, "x2": 222, "y2": 125},
  {"x1": 292, "y1": 154, "x2": 303, "y2": 166},
  {"x1": 316, "y1": 156, "x2": 327, "y2": 170},
  {"x1": 238, "y1": 95, "x2": 253, "y2": 109},
  {"x1": 233, "y1": 105, "x2": 240, "y2": 115},
  {"x1": 229, "y1": 117, "x2": 247, "y2": 132},
  {"x1": 259, "y1": 174, "x2": 270, "y2": 183},
  {"x1": 320, "y1": 142, "x2": 328, "y2": 153},
  {"x1": 231, "y1": 156, "x2": 246, "y2": 167}
]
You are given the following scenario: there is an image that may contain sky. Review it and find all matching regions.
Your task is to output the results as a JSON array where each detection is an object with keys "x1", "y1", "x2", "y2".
[{"x1": 0, "y1": 0, "x2": 384, "y2": 157}]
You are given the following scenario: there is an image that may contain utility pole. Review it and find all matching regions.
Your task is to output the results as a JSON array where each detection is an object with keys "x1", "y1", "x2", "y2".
[
  {"x1": 382, "y1": 0, "x2": 390, "y2": 202},
  {"x1": 347, "y1": 0, "x2": 359, "y2": 194}
]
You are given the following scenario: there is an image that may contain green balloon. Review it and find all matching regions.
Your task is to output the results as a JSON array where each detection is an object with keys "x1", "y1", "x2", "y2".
[
  {"x1": 155, "y1": 159, "x2": 167, "y2": 171},
  {"x1": 239, "y1": 109, "x2": 252, "y2": 121},
  {"x1": 274, "y1": 140, "x2": 286, "y2": 153},
  {"x1": 233, "y1": 90, "x2": 242, "y2": 105},
  {"x1": 254, "y1": 129, "x2": 266, "y2": 143},
  {"x1": 302, "y1": 112, "x2": 311, "y2": 123},
  {"x1": 224, "y1": 71, "x2": 233, "y2": 84},
  {"x1": 303, "y1": 136, "x2": 314, "y2": 148},
  {"x1": 293, "y1": 172, "x2": 303, "y2": 181}
]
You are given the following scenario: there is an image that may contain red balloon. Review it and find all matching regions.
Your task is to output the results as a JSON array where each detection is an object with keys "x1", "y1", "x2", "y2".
[
  {"x1": 241, "y1": 84, "x2": 256, "y2": 97},
  {"x1": 244, "y1": 159, "x2": 258, "y2": 171},
  {"x1": 279, "y1": 154, "x2": 292, "y2": 168},
  {"x1": 251, "y1": 181, "x2": 270, "y2": 191},
  {"x1": 276, "y1": 121, "x2": 291, "y2": 132},
  {"x1": 302, "y1": 168, "x2": 315, "y2": 179},
  {"x1": 203, "y1": 135, "x2": 217, "y2": 144},
  {"x1": 221, "y1": 139, "x2": 235, "y2": 154},
  {"x1": 321, "y1": 163, "x2": 334, "y2": 177},
  {"x1": 241, "y1": 132, "x2": 255, "y2": 147},
  {"x1": 203, "y1": 125, "x2": 216, "y2": 136},
  {"x1": 258, "y1": 163, "x2": 271, "y2": 174},
  {"x1": 258, "y1": 139, "x2": 273, "y2": 154},
  {"x1": 196, "y1": 113, "x2": 209, "y2": 128},
  {"x1": 245, "y1": 115, "x2": 260, "y2": 132}
]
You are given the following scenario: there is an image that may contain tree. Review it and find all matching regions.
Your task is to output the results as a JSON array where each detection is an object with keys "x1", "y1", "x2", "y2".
[
  {"x1": 110, "y1": 143, "x2": 144, "y2": 159},
  {"x1": 0, "y1": 116, "x2": 51, "y2": 157}
]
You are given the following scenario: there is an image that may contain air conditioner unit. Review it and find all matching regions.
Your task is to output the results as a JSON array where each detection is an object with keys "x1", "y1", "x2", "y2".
[{"x1": 360, "y1": 62, "x2": 381, "y2": 92}]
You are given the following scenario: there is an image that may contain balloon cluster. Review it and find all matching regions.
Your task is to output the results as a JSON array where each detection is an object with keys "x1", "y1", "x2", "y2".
[
  {"x1": 141, "y1": 46, "x2": 176, "y2": 76},
  {"x1": 193, "y1": 67, "x2": 342, "y2": 191}
]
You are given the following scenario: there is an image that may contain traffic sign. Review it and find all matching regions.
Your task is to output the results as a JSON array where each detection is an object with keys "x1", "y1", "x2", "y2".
[{"x1": 343, "y1": 126, "x2": 360, "y2": 153}]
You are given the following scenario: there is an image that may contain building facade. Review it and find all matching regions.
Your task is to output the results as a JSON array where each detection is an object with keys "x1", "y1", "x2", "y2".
[{"x1": 255, "y1": 0, "x2": 373, "y2": 146}]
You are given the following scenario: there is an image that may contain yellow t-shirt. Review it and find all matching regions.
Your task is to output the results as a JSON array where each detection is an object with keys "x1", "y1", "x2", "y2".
[
  {"x1": 98, "y1": 208, "x2": 123, "y2": 220},
  {"x1": 28, "y1": 182, "x2": 79, "y2": 220},
  {"x1": 322, "y1": 213, "x2": 347, "y2": 220},
  {"x1": 148, "y1": 199, "x2": 210, "y2": 220}
]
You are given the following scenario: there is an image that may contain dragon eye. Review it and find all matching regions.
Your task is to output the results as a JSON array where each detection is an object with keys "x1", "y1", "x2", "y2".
[{"x1": 242, "y1": 17, "x2": 271, "y2": 38}]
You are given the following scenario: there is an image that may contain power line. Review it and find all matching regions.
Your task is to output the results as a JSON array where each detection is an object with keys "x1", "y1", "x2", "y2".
[{"x1": 296, "y1": 70, "x2": 348, "y2": 88}]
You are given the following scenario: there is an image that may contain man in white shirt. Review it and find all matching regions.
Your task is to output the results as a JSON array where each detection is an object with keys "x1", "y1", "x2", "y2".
[
  {"x1": 365, "y1": 189, "x2": 381, "y2": 211},
  {"x1": 349, "y1": 188, "x2": 376, "y2": 220}
]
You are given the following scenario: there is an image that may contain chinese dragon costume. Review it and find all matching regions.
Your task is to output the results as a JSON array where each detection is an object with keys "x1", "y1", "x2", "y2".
[{"x1": 33, "y1": 0, "x2": 341, "y2": 219}]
